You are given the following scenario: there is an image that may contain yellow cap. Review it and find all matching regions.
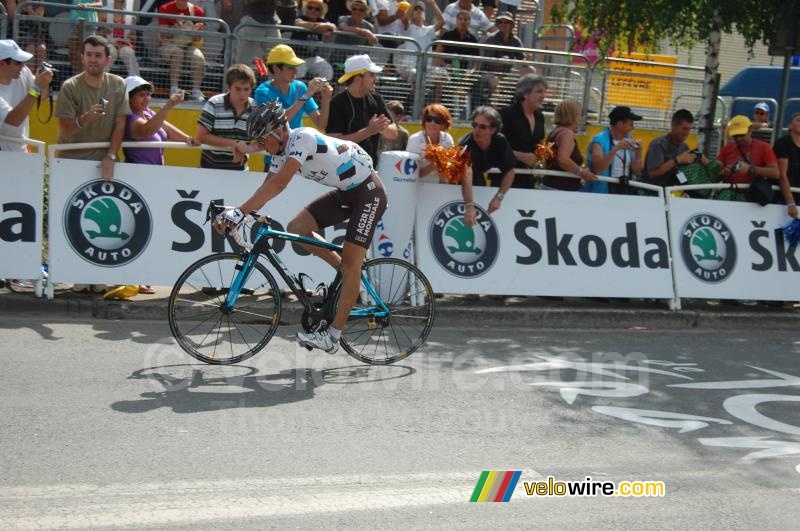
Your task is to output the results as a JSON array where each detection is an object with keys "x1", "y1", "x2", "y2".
[
  {"x1": 397, "y1": 1, "x2": 411, "y2": 11},
  {"x1": 266, "y1": 44, "x2": 305, "y2": 66},
  {"x1": 727, "y1": 115, "x2": 752, "y2": 136},
  {"x1": 103, "y1": 285, "x2": 141, "y2": 300}
]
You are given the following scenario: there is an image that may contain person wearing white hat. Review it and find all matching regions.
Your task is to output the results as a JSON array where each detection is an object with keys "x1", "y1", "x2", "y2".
[
  {"x1": 0, "y1": 39, "x2": 54, "y2": 152},
  {"x1": 122, "y1": 75, "x2": 197, "y2": 166},
  {"x1": 326, "y1": 54, "x2": 397, "y2": 164}
]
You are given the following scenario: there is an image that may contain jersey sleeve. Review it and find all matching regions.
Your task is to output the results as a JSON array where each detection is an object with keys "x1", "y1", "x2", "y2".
[{"x1": 283, "y1": 128, "x2": 317, "y2": 165}]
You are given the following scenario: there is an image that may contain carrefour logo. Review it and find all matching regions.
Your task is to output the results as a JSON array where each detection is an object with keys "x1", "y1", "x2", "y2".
[
  {"x1": 395, "y1": 158, "x2": 418, "y2": 175},
  {"x1": 680, "y1": 213, "x2": 736, "y2": 283},
  {"x1": 429, "y1": 201, "x2": 499, "y2": 278},
  {"x1": 64, "y1": 179, "x2": 152, "y2": 267}
]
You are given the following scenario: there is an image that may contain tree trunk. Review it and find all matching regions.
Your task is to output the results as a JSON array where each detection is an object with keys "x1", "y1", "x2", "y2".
[{"x1": 697, "y1": 16, "x2": 722, "y2": 156}]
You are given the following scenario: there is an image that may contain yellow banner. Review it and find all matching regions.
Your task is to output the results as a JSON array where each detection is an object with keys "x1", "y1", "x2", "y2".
[{"x1": 607, "y1": 53, "x2": 678, "y2": 111}]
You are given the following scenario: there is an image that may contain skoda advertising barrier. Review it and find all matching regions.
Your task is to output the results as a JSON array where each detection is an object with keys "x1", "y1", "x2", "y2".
[
  {"x1": 372, "y1": 151, "x2": 418, "y2": 263},
  {"x1": 48, "y1": 159, "x2": 341, "y2": 287},
  {"x1": 0, "y1": 151, "x2": 45, "y2": 280},
  {"x1": 667, "y1": 197, "x2": 800, "y2": 301},
  {"x1": 415, "y1": 184, "x2": 675, "y2": 298}
]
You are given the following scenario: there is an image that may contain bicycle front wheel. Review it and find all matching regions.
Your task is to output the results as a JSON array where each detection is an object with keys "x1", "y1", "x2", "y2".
[
  {"x1": 168, "y1": 253, "x2": 282, "y2": 365},
  {"x1": 337, "y1": 258, "x2": 435, "y2": 365}
]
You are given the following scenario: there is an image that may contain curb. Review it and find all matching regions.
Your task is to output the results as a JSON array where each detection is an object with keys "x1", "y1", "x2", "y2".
[{"x1": 1, "y1": 291, "x2": 798, "y2": 330}]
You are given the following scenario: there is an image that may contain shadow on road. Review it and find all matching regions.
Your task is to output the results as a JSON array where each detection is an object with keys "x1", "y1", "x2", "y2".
[{"x1": 110, "y1": 363, "x2": 415, "y2": 414}]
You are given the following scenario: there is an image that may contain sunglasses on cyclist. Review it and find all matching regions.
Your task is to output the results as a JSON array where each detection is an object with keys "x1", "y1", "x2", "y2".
[
  {"x1": 472, "y1": 121, "x2": 491, "y2": 130},
  {"x1": 425, "y1": 115, "x2": 445, "y2": 125}
]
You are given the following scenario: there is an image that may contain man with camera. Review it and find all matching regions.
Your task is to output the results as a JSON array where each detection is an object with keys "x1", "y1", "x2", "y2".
[
  {"x1": 0, "y1": 39, "x2": 54, "y2": 152},
  {"x1": 643, "y1": 109, "x2": 709, "y2": 187},
  {"x1": 717, "y1": 114, "x2": 778, "y2": 186},
  {"x1": 585, "y1": 105, "x2": 644, "y2": 193},
  {"x1": 55, "y1": 35, "x2": 131, "y2": 182}
]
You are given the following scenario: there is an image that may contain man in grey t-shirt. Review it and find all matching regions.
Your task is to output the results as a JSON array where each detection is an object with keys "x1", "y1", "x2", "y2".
[{"x1": 643, "y1": 108, "x2": 704, "y2": 187}]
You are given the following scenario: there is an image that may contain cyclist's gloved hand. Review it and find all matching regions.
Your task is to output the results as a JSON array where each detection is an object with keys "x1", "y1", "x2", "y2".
[{"x1": 215, "y1": 208, "x2": 245, "y2": 233}]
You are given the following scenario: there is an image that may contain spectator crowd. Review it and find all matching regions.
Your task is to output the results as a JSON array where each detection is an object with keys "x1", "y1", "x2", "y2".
[{"x1": 1, "y1": 0, "x2": 799, "y2": 301}]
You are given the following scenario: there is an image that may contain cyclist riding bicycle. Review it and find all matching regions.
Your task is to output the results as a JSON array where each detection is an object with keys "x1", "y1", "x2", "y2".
[{"x1": 215, "y1": 101, "x2": 388, "y2": 354}]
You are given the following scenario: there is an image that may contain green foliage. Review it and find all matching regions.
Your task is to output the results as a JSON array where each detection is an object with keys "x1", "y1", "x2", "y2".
[{"x1": 552, "y1": 0, "x2": 787, "y2": 55}]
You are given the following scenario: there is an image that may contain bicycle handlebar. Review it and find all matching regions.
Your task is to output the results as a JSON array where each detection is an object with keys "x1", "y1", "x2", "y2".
[{"x1": 206, "y1": 201, "x2": 272, "y2": 226}]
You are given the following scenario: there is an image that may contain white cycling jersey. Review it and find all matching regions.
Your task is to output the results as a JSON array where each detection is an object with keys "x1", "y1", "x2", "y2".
[{"x1": 269, "y1": 127, "x2": 375, "y2": 190}]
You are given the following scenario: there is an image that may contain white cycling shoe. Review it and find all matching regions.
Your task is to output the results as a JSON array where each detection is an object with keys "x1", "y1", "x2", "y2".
[{"x1": 296, "y1": 329, "x2": 339, "y2": 354}]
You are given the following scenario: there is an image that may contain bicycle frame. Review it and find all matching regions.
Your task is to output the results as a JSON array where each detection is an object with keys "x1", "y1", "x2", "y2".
[{"x1": 224, "y1": 221, "x2": 391, "y2": 323}]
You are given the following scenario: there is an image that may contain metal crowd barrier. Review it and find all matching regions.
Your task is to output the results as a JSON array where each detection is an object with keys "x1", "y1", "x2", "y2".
[
  {"x1": 15, "y1": 1, "x2": 232, "y2": 97},
  {"x1": 595, "y1": 56, "x2": 706, "y2": 131},
  {"x1": 10, "y1": 1, "x2": 794, "y2": 139},
  {"x1": 1, "y1": 2, "x2": 7, "y2": 39}
]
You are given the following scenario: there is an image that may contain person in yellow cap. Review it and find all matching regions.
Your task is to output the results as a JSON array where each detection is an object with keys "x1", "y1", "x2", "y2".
[
  {"x1": 326, "y1": 54, "x2": 398, "y2": 164},
  {"x1": 717, "y1": 114, "x2": 779, "y2": 189},
  {"x1": 254, "y1": 44, "x2": 332, "y2": 132}
]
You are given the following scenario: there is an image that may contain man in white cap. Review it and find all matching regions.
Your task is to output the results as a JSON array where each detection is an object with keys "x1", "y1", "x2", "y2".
[
  {"x1": 0, "y1": 39, "x2": 54, "y2": 151},
  {"x1": 325, "y1": 54, "x2": 397, "y2": 164}
]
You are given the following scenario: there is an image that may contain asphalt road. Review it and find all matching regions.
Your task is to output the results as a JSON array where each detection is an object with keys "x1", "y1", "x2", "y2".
[{"x1": 0, "y1": 317, "x2": 799, "y2": 529}]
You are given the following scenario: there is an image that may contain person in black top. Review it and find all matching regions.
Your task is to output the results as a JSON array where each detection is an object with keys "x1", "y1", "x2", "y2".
[
  {"x1": 434, "y1": 10, "x2": 480, "y2": 71},
  {"x1": 326, "y1": 54, "x2": 398, "y2": 164},
  {"x1": 457, "y1": 106, "x2": 515, "y2": 226},
  {"x1": 499, "y1": 73, "x2": 547, "y2": 188},
  {"x1": 775, "y1": 111, "x2": 800, "y2": 218}
]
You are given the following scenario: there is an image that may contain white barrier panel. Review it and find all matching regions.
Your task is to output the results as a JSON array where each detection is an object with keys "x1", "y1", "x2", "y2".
[
  {"x1": 0, "y1": 151, "x2": 44, "y2": 280},
  {"x1": 372, "y1": 151, "x2": 418, "y2": 263},
  {"x1": 48, "y1": 159, "x2": 342, "y2": 287},
  {"x1": 415, "y1": 183, "x2": 675, "y2": 298},
  {"x1": 667, "y1": 197, "x2": 800, "y2": 301}
]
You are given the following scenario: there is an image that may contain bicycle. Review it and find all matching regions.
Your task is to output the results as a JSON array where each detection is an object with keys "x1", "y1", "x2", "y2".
[{"x1": 167, "y1": 203, "x2": 435, "y2": 366}]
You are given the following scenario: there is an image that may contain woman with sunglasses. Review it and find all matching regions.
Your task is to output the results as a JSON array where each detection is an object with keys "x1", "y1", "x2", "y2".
[{"x1": 406, "y1": 104, "x2": 455, "y2": 183}]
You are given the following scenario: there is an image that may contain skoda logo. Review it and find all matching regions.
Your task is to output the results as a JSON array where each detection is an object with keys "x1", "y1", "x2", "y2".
[
  {"x1": 429, "y1": 201, "x2": 499, "y2": 278},
  {"x1": 64, "y1": 179, "x2": 152, "y2": 267},
  {"x1": 680, "y1": 213, "x2": 736, "y2": 283}
]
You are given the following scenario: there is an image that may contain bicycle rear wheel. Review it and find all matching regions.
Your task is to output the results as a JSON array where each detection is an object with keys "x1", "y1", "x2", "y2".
[
  {"x1": 337, "y1": 258, "x2": 435, "y2": 365},
  {"x1": 168, "y1": 253, "x2": 282, "y2": 365}
]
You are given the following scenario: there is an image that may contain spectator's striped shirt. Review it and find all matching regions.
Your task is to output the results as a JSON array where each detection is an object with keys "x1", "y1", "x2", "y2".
[{"x1": 197, "y1": 93, "x2": 255, "y2": 170}]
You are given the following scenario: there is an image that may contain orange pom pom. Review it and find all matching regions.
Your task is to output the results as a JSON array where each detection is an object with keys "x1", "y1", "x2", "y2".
[{"x1": 423, "y1": 144, "x2": 471, "y2": 184}]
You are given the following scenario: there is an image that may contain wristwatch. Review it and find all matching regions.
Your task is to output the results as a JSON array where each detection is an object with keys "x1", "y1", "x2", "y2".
[
  {"x1": 105, "y1": 152, "x2": 118, "y2": 161},
  {"x1": 496, "y1": 192, "x2": 505, "y2": 200}
]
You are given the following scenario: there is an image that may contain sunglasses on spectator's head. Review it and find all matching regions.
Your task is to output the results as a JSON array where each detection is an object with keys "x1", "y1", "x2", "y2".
[
  {"x1": 472, "y1": 121, "x2": 491, "y2": 129},
  {"x1": 425, "y1": 115, "x2": 445, "y2": 125}
]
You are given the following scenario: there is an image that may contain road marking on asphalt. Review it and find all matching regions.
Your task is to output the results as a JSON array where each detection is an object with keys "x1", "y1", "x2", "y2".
[{"x1": 0, "y1": 471, "x2": 542, "y2": 528}]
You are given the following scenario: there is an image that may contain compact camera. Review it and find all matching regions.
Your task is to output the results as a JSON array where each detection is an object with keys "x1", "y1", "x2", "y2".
[{"x1": 38, "y1": 61, "x2": 57, "y2": 74}]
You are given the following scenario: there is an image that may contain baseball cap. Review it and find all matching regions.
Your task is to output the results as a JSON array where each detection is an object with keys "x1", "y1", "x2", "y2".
[
  {"x1": 124, "y1": 75, "x2": 153, "y2": 94},
  {"x1": 338, "y1": 54, "x2": 383, "y2": 84},
  {"x1": 496, "y1": 12, "x2": 514, "y2": 23},
  {"x1": 0, "y1": 39, "x2": 33, "y2": 62},
  {"x1": 266, "y1": 44, "x2": 305, "y2": 66},
  {"x1": 727, "y1": 115, "x2": 752, "y2": 136},
  {"x1": 754, "y1": 102, "x2": 770, "y2": 113},
  {"x1": 608, "y1": 105, "x2": 643, "y2": 124}
]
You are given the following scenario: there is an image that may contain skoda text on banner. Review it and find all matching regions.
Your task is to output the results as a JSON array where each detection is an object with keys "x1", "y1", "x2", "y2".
[
  {"x1": 0, "y1": 151, "x2": 44, "y2": 280},
  {"x1": 47, "y1": 159, "x2": 339, "y2": 286},
  {"x1": 415, "y1": 183, "x2": 675, "y2": 298},
  {"x1": 667, "y1": 196, "x2": 800, "y2": 301}
]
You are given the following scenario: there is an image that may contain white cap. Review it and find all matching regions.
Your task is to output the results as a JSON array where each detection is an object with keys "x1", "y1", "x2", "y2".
[
  {"x1": 338, "y1": 54, "x2": 383, "y2": 84},
  {"x1": 754, "y1": 102, "x2": 770, "y2": 113},
  {"x1": 0, "y1": 39, "x2": 33, "y2": 62},
  {"x1": 124, "y1": 75, "x2": 153, "y2": 94}
]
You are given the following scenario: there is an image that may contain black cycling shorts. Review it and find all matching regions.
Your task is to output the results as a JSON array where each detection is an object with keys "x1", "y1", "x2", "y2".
[{"x1": 305, "y1": 173, "x2": 388, "y2": 249}]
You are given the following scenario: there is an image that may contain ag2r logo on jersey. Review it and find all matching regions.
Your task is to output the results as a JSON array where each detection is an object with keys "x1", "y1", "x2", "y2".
[
  {"x1": 429, "y1": 201, "x2": 499, "y2": 278},
  {"x1": 680, "y1": 213, "x2": 736, "y2": 283},
  {"x1": 64, "y1": 179, "x2": 152, "y2": 267}
]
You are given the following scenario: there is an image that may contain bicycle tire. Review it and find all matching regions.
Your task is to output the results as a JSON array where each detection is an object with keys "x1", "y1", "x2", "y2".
[
  {"x1": 168, "y1": 253, "x2": 282, "y2": 365},
  {"x1": 336, "y1": 258, "x2": 435, "y2": 365}
]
